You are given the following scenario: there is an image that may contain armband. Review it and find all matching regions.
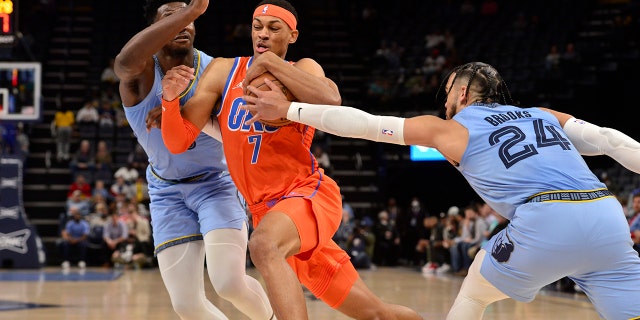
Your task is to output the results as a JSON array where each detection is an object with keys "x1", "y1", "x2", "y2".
[
  {"x1": 161, "y1": 98, "x2": 201, "y2": 154},
  {"x1": 563, "y1": 117, "x2": 640, "y2": 174},
  {"x1": 287, "y1": 102, "x2": 406, "y2": 145}
]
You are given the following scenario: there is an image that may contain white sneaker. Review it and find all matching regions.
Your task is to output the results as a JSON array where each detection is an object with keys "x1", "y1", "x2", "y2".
[
  {"x1": 422, "y1": 262, "x2": 438, "y2": 274},
  {"x1": 78, "y1": 261, "x2": 86, "y2": 269},
  {"x1": 435, "y1": 263, "x2": 451, "y2": 274},
  {"x1": 61, "y1": 261, "x2": 70, "y2": 269}
]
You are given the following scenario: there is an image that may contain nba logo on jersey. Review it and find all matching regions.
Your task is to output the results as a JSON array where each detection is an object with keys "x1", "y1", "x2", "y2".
[
  {"x1": 261, "y1": 5, "x2": 269, "y2": 14},
  {"x1": 382, "y1": 129, "x2": 394, "y2": 136}
]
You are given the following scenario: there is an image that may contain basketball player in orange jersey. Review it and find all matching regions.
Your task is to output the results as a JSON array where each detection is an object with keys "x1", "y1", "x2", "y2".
[{"x1": 160, "y1": 1, "x2": 422, "y2": 319}]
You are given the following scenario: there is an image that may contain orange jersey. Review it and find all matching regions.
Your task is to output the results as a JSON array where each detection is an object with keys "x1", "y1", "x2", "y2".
[{"x1": 216, "y1": 57, "x2": 323, "y2": 206}]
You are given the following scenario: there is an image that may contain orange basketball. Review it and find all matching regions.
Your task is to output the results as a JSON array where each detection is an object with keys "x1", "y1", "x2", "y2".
[{"x1": 247, "y1": 72, "x2": 296, "y2": 127}]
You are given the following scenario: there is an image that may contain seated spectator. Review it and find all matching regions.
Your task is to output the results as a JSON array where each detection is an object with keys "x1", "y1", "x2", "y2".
[
  {"x1": 100, "y1": 57, "x2": 119, "y2": 89},
  {"x1": 94, "y1": 140, "x2": 114, "y2": 184},
  {"x1": 312, "y1": 144, "x2": 331, "y2": 174},
  {"x1": 92, "y1": 179, "x2": 113, "y2": 205},
  {"x1": 110, "y1": 176, "x2": 135, "y2": 200},
  {"x1": 131, "y1": 176, "x2": 150, "y2": 208},
  {"x1": 545, "y1": 44, "x2": 561, "y2": 71},
  {"x1": 69, "y1": 139, "x2": 96, "y2": 182},
  {"x1": 333, "y1": 206, "x2": 356, "y2": 251},
  {"x1": 113, "y1": 162, "x2": 139, "y2": 185},
  {"x1": 561, "y1": 42, "x2": 581, "y2": 77},
  {"x1": 449, "y1": 204, "x2": 489, "y2": 276},
  {"x1": 436, "y1": 207, "x2": 461, "y2": 274},
  {"x1": 103, "y1": 212, "x2": 128, "y2": 266},
  {"x1": 76, "y1": 100, "x2": 100, "y2": 124},
  {"x1": 373, "y1": 210, "x2": 401, "y2": 266},
  {"x1": 421, "y1": 48, "x2": 446, "y2": 78},
  {"x1": 66, "y1": 190, "x2": 91, "y2": 217},
  {"x1": 420, "y1": 214, "x2": 448, "y2": 274},
  {"x1": 399, "y1": 198, "x2": 430, "y2": 267},
  {"x1": 86, "y1": 201, "x2": 111, "y2": 266},
  {"x1": 68, "y1": 173, "x2": 92, "y2": 199},
  {"x1": 126, "y1": 203, "x2": 152, "y2": 255},
  {"x1": 59, "y1": 206, "x2": 90, "y2": 269},
  {"x1": 109, "y1": 192, "x2": 130, "y2": 218},
  {"x1": 98, "y1": 99, "x2": 116, "y2": 129},
  {"x1": 111, "y1": 234, "x2": 149, "y2": 269},
  {"x1": 348, "y1": 217, "x2": 376, "y2": 269}
]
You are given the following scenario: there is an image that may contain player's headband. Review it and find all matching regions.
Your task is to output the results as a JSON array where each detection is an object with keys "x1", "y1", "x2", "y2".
[{"x1": 253, "y1": 4, "x2": 297, "y2": 30}]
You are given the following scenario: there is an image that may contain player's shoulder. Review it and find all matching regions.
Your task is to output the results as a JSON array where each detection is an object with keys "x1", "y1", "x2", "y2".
[
  {"x1": 201, "y1": 57, "x2": 236, "y2": 78},
  {"x1": 207, "y1": 57, "x2": 238, "y2": 70}
]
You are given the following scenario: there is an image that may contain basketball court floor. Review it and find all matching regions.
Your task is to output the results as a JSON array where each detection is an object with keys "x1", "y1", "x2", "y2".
[{"x1": 0, "y1": 266, "x2": 599, "y2": 319}]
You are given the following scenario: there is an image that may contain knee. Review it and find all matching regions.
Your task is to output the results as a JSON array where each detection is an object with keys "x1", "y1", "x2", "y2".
[{"x1": 247, "y1": 232, "x2": 272, "y2": 267}]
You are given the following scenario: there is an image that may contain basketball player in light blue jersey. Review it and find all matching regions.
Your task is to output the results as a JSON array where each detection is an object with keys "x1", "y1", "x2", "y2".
[
  {"x1": 243, "y1": 61, "x2": 640, "y2": 319},
  {"x1": 114, "y1": 0, "x2": 273, "y2": 319}
]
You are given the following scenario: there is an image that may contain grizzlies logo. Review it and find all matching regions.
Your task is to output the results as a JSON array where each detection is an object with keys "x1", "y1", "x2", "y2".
[{"x1": 491, "y1": 231, "x2": 514, "y2": 263}]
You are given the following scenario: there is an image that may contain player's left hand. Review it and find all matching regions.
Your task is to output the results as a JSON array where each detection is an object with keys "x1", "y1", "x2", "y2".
[{"x1": 242, "y1": 79, "x2": 292, "y2": 126}]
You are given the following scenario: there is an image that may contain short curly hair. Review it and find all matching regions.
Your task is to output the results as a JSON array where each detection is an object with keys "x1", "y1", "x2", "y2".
[{"x1": 143, "y1": 0, "x2": 189, "y2": 25}]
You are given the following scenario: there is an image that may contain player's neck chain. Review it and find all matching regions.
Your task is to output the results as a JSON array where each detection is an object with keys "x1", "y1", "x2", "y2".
[{"x1": 154, "y1": 49, "x2": 200, "y2": 99}]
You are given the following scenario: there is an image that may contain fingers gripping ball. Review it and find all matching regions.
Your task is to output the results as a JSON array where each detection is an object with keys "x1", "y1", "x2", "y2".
[{"x1": 248, "y1": 72, "x2": 296, "y2": 127}]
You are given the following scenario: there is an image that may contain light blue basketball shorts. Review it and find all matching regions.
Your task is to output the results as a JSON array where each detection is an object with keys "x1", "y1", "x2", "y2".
[
  {"x1": 146, "y1": 169, "x2": 247, "y2": 255},
  {"x1": 481, "y1": 197, "x2": 640, "y2": 320}
]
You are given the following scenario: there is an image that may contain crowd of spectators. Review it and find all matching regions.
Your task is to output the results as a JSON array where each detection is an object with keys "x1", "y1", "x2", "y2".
[{"x1": 56, "y1": 58, "x2": 152, "y2": 270}]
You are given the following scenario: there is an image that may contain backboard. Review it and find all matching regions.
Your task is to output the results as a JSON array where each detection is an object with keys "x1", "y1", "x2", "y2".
[{"x1": 0, "y1": 62, "x2": 41, "y2": 122}]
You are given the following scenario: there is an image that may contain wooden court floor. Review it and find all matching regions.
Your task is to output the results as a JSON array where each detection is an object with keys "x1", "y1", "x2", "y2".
[{"x1": 0, "y1": 266, "x2": 599, "y2": 320}]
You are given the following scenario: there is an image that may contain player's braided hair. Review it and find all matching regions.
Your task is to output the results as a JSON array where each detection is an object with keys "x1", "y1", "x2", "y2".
[
  {"x1": 143, "y1": 0, "x2": 189, "y2": 25},
  {"x1": 255, "y1": 0, "x2": 299, "y2": 21},
  {"x1": 438, "y1": 62, "x2": 515, "y2": 107}
]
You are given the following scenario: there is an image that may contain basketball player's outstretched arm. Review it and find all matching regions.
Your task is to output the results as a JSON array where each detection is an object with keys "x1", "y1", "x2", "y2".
[
  {"x1": 243, "y1": 83, "x2": 640, "y2": 173},
  {"x1": 541, "y1": 108, "x2": 640, "y2": 174}
]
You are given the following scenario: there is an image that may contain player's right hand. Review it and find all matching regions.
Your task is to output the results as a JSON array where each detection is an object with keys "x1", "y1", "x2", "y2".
[{"x1": 162, "y1": 65, "x2": 195, "y2": 101}]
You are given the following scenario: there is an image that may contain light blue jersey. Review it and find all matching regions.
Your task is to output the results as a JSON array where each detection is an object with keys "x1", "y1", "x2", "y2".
[
  {"x1": 124, "y1": 49, "x2": 226, "y2": 180},
  {"x1": 454, "y1": 103, "x2": 606, "y2": 220},
  {"x1": 123, "y1": 49, "x2": 246, "y2": 254},
  {"x1": 454, "y1": 103, "x2": 640, "y2": 320}
]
